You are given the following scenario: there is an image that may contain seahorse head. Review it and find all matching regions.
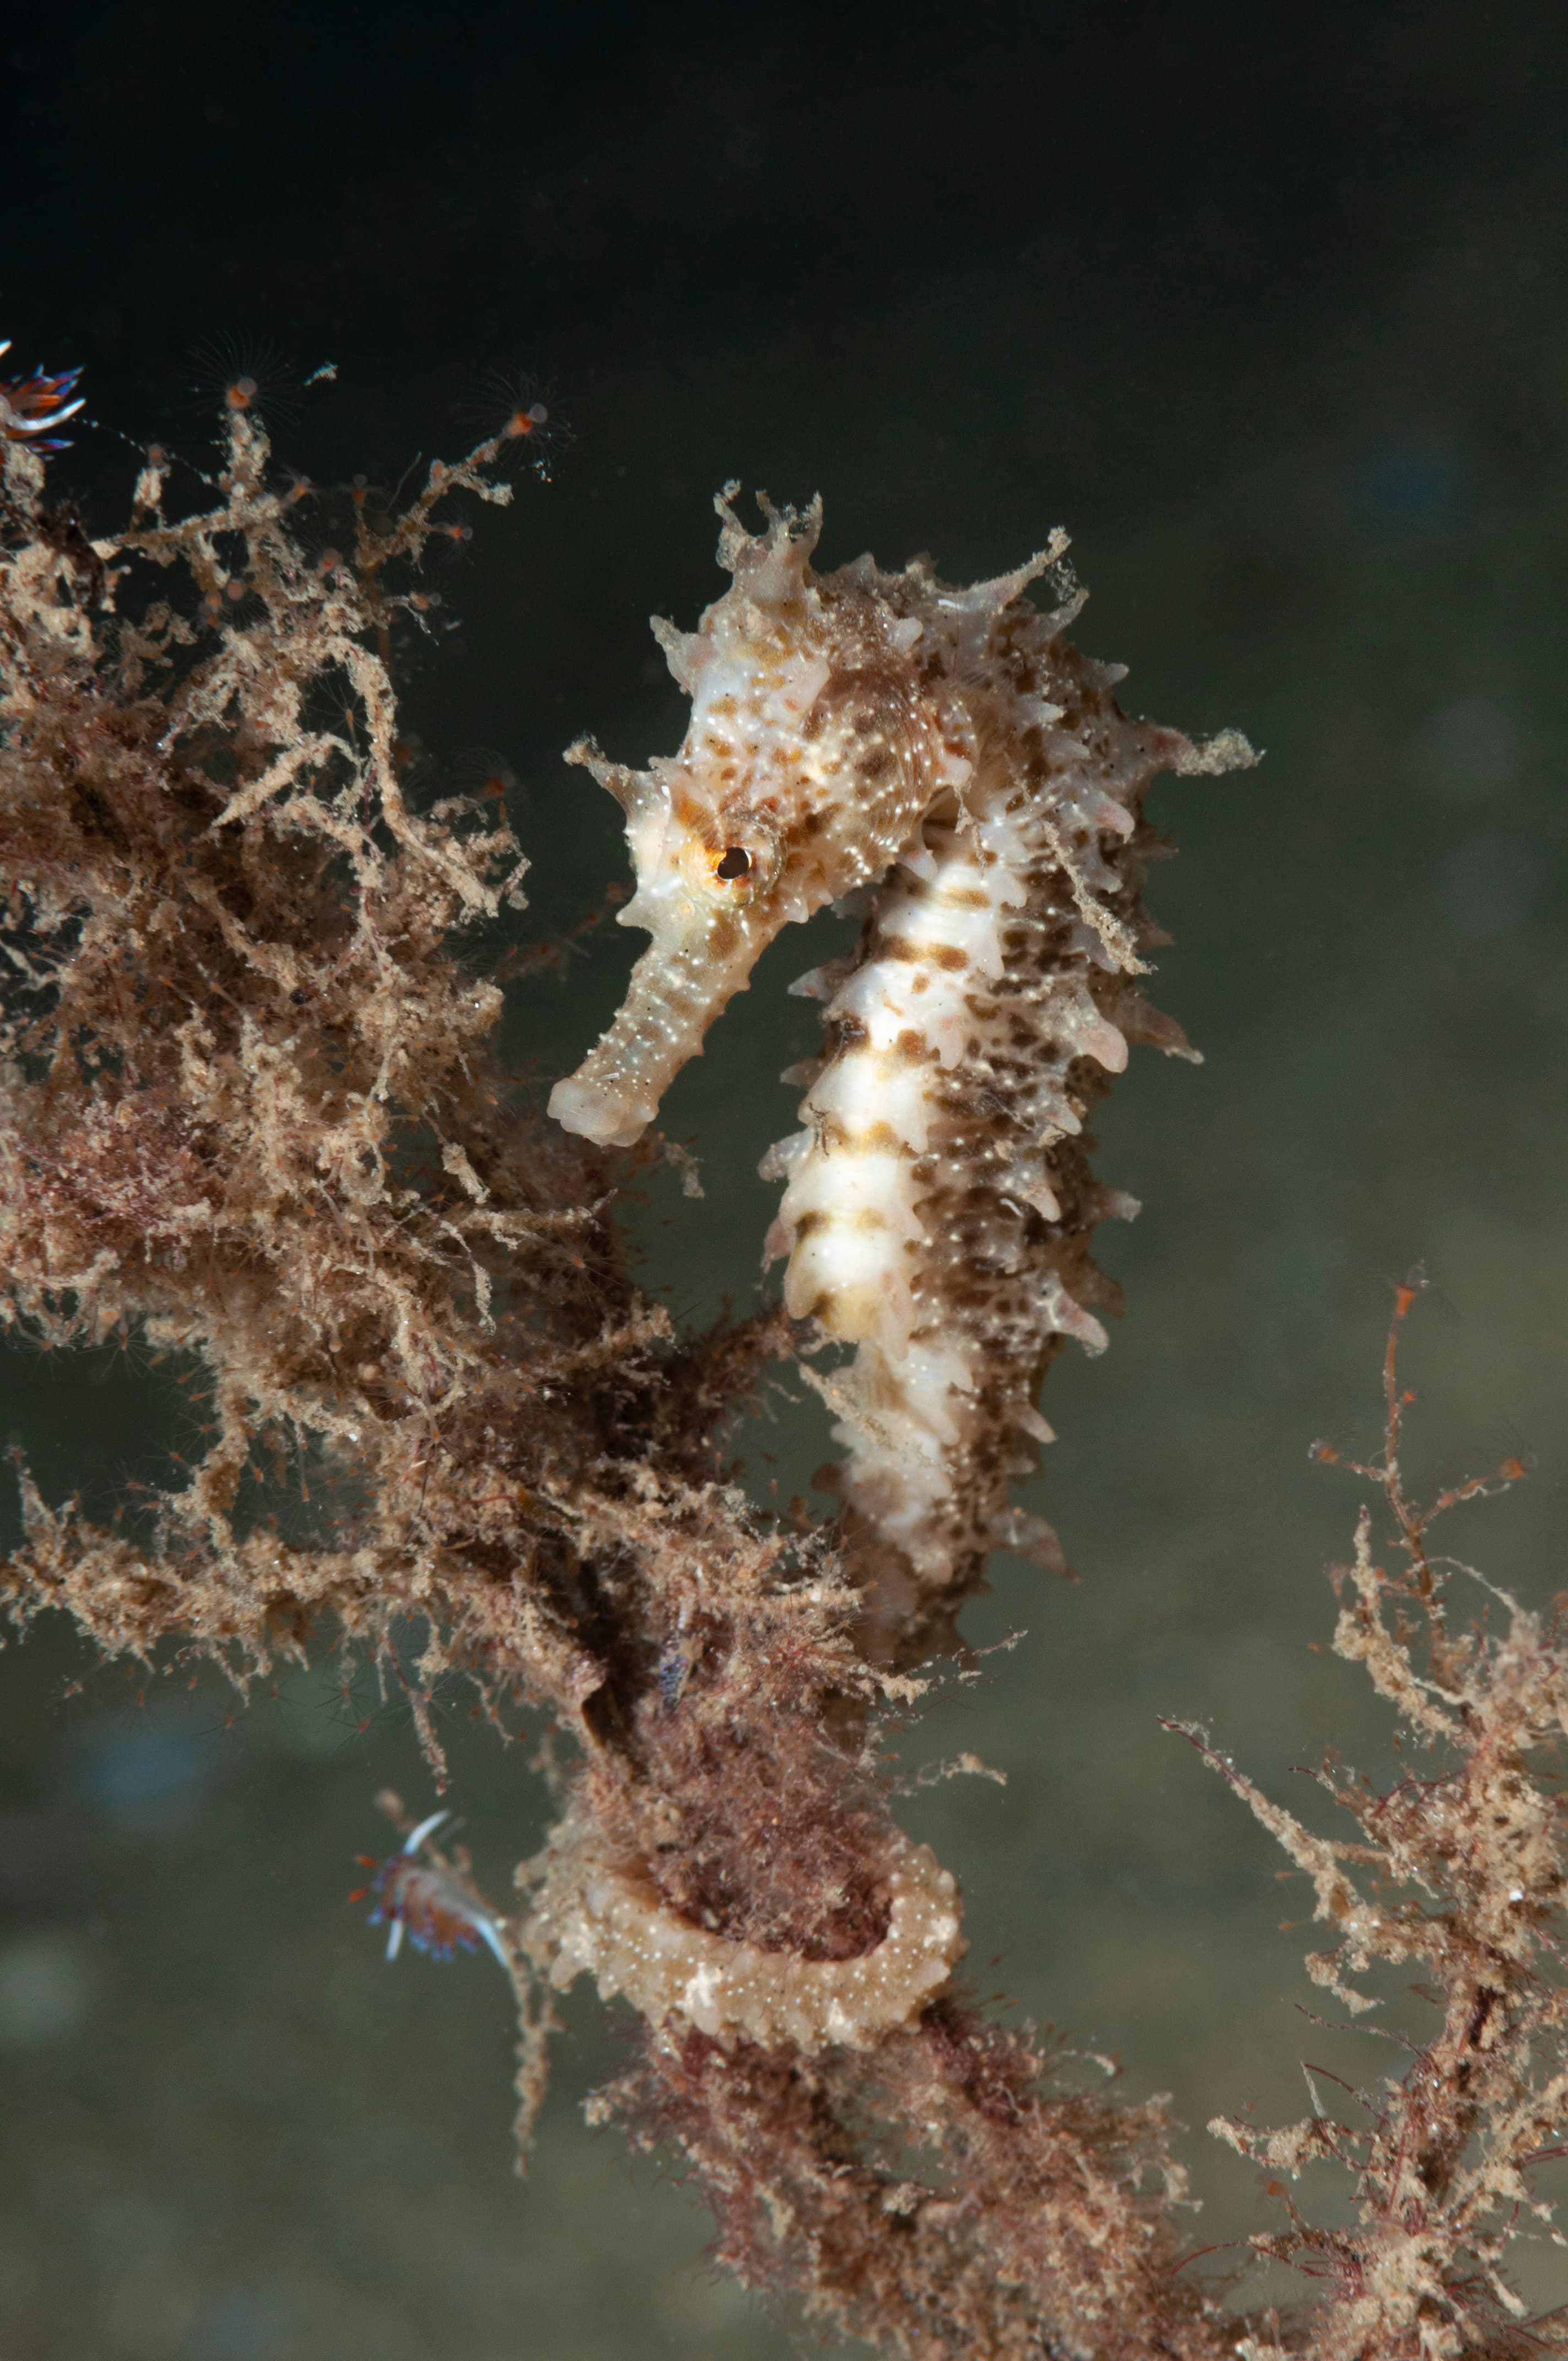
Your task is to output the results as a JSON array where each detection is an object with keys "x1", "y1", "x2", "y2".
[{"x1": 548, "y1": 489, "x2": 971, "y2": 1149}]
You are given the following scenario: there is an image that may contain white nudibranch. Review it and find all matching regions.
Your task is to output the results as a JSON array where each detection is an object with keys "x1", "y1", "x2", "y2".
[{"x1": 552, "y1": 487, "x2": 1255, "y2": 1651}]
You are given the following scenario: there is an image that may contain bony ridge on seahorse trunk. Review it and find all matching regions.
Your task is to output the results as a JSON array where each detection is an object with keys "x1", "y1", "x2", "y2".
[{"x1": 551, "y1": 486, "x2": 1254, "y2": 1659}]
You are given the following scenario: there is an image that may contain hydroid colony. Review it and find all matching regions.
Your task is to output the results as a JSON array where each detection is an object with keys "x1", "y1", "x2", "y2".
[{"x1": 3, "y1": 371, "x2": 1566, "y2": 2361}]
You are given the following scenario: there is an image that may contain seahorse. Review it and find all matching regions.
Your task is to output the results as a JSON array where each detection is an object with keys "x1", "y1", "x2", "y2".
[{"x1": 551, "y1": 488, "x2": 1253, "y2": 1655}]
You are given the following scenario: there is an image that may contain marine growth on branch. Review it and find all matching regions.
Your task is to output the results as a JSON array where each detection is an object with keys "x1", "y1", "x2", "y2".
[{"x1": 2, "y1": 365, "x2": 1563, "y2": 2361}]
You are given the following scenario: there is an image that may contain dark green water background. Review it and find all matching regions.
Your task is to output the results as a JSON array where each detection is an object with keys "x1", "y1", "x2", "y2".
[{"x1": 3, "y1": 3, "x2": 1567, "y2": 2352}]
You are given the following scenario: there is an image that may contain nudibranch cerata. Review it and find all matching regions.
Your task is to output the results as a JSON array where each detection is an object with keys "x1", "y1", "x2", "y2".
[{"x1": 552, "y1": 487, "x2": 1253, "y2": 1653}]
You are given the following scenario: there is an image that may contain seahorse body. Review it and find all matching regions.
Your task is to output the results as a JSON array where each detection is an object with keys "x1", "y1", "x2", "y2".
[{"x1": 552, "y1": 491, "x2": 1253, "y2": 1654}]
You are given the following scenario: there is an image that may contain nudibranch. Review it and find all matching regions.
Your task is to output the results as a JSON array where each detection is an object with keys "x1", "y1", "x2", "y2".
[
  {"x1": 352, "y1": 1810, "x2": 513, "y2": 1970},
  {"x1": 552, "y1": 488, "x2": 1253, "y2": 1654},
  {"x1": 0, "y1": 341, "x2": 84, "y2": 450}
]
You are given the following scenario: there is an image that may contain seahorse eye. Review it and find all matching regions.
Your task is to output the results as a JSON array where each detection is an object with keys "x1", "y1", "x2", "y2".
[{"x1": 714, "y1": 846, "x2": 752, "y2": 880}]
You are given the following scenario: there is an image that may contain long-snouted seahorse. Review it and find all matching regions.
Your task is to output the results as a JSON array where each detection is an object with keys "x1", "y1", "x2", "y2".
[{"x1": 552, "y1": 488, "x2": 1254, "y2": 1656}]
